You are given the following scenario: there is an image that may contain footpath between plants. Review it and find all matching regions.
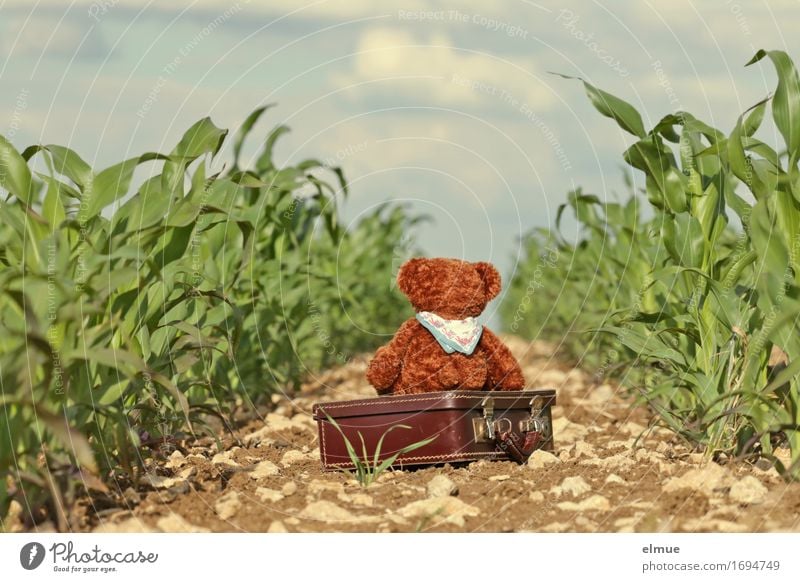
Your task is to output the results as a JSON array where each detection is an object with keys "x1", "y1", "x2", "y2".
[{"x1": 9, "y1": 337, "x2": 800, "y2": 533}]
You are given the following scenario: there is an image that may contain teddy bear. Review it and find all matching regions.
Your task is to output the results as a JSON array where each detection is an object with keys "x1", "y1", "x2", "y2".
[{"x1": 366, "y1": 257, "x2": 525, "y2": 395}]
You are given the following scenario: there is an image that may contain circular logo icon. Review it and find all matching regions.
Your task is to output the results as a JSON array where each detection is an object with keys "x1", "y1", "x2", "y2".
[{"x1": 20, "y1": 542, "x2": 46, "y2": 570}]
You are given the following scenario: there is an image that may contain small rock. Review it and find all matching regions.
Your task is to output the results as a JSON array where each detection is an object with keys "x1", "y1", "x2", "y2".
[
  {"x1": 606, "y1": 438, "x2": 636, "y2": 450},
  {"x1": 282, "y1": 481, "x2": 298, "y2": 496},
  {"x1": 142, "y1": 473, "x2": 185, "y2": 490},
  {"x1": 557, "y1": 495, "x2": 610, "y2": 512},
  {"x1": 211, "y1": 451, "x2": 240, "y2": 467},
  {"x1": 527, "y1": 449, "x2": 560, "y2": 469},
  {"x1": 298, "y1": 501, "x2": 360, "y2": 523},
  {"x1": 256, "y1": 487, "x2": 285, "y2": 503},
  {"x1": 688, "y1": 452, "x2": 705, "y2": 464},
  {"x1": 250, "y1": 460, "x2": 280, "y2": 480},
  {"x1": 571, "y1": 441, "x2": 595, "y2": 459},
  {"x1": 94, "y1": 518, "x2": 155, "y2": 533},
  {"x1": 309, "y1": 480, "x2": 344, "y2": 496},
  {"x1": 157, "y1": 514, "x2": 211, "y2": 533},
  {"x1": 178, "y1": 466, "x2": 197, "y2": 480},
  {"x1": 582, "y1": 453, "x2": 634, "y2": 471},
  {"x1": 488, "y1": 474, "x2": 511, "y2": 482},
  {"x1": 663, "y1": 462, "x2": 733, "y2": 496},
  {"x1": 605, "y1": 474, "x2": 625, "y2": 485},
  {"x1": 681, "y1": 518, "x2": 748, "y2": 533},
  {"x1": 268, "y1": 520, "x2": 288, "y2": 533},
  {"x1": 266, "y1": 412, "x2": 303, "y2": 431},
  {"x1": 427, "y1": 475, "x2": 459, "y2": 498},
  {"x1": 243, "y1": 426, "x2": 276, "y2": 447},
  {"x1": 281, "y1": 450, "x2": 310, "y2": 466},
  {"x1": 214, "y1": 491, "x2": 241, "y2": 520},
  {"x1": 122, "y1": 487, "x2": 140, "y2": 506},
  {"x1": 729, "y1": 476, "x2": 768, "y2": 504},
  {"x1": 559, "y1": 476, "x2": 591, "y2": 497},
  {"x1": 397, "y1": 497, "x2": 480, "y2": 528},
  {"x1": 529, "y1": 491, "x2": 545, "y2": 502},
  {"x1": 620, "y1": 421, "x2": 646, "y2": 436},
  {"x1": 165, "y1": 450, "x2": 186, "y2": 469},
  {"x1": 552, "y1": 417, "x2": 589, "y2": 444},
  {"x1": 340, "y1": 492, "x2": 373, "y2": 507}
]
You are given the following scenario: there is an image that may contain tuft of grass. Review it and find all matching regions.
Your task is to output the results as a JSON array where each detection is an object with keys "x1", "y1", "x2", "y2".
[{"x1": 320, "y1": 410, "x2": 437, "y2": 487}]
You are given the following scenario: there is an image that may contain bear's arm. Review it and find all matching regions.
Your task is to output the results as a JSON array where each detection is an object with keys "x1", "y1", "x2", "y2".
[
  {"x1": 366, "y1": 317, "x2": 420, "y2": 394},
  {"x1": 479, "y1": 328, "x2": 525, "y2": 390}
]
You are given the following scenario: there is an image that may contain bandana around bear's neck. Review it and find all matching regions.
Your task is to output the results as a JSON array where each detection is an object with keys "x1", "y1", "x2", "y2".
[{"x1": 415, "y1": 311, "x2": 483, "y2": 355}]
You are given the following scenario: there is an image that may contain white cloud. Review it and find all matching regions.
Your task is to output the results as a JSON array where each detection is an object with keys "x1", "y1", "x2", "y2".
[
  {"x1": 336, "y1": 27, "x2": 556, "y2": 109},
  {"x1": 1, "y1": 14, "x2": 108, "y2": 60}
]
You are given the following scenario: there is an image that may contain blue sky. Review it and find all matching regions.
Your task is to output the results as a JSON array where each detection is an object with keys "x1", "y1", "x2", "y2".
[{"x1": 2, "y1": 0, "x2": 799, "y2": 327}]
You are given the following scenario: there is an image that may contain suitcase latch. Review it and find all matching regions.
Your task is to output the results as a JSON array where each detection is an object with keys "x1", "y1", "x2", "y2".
[
  {"x1": 472, "y1": 396, "x2": 495, "y2": 442},
  {"x1": 523, "y1": 396, "x2": 551, "y2": 439}
]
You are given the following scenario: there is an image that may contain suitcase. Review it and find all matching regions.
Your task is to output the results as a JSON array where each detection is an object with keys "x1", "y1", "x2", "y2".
[{"x1": 312, "y1": 389, "x2": 556, "y2": 471}]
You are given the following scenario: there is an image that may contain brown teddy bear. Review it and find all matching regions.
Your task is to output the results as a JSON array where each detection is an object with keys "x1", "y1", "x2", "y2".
[{"x1": 366, "y1": 257, "x2": 525, "y2": 395}]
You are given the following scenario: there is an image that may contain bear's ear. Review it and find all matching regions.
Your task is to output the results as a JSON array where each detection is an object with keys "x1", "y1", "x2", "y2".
[
  {"x1": 474, "y1": 261, "x2": 501, "y2": 301},
  {"x1": 397, "y1": 257, "x2": 428, "y2": 299}
]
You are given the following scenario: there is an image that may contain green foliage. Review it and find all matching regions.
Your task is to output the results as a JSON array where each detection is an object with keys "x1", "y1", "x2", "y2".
[
  {"x1": 0, "y1": 111, "x2": 418, "y2": 526},
  {"x1": 319, "y1": 410, "x2": 437, "y2": 487},
  {"x1": 505, "y1": 49, "x2": 800, "y2": 477}
]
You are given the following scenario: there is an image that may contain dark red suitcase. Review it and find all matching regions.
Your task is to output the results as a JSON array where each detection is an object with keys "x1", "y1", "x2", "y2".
[{"x1": 312, "y1": 389, "x2": 556, "y2": 470}]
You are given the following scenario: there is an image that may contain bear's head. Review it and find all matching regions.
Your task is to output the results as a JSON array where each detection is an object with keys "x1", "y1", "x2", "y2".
[{"x1": 396, "y1": 257, "x2": 501, "y2": 320}]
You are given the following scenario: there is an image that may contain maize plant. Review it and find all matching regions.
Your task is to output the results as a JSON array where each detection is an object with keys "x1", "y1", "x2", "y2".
[
  {"x1": 0, "y1": 107, "x2": 416, "y2": 528},
  {"x1": 507, "y1": 49, "x2": 800, "y2": 476}
]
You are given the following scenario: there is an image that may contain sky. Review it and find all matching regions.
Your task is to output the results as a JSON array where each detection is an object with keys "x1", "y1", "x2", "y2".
[{"x1": 2, "y1": 0, "x2": 800, "y2": 328}]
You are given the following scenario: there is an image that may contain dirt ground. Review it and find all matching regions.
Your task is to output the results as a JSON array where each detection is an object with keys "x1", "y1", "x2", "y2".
[{"x1": 10, "y1": 337, "x2": 800, "y2": 533}]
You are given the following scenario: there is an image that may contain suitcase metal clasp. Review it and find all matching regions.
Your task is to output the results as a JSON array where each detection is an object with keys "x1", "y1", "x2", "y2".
[
  {"x1": 523, "y1": 396, "x2": 551, "y2": 439},
  {"x1": 472, "y1": 396, "x2": 496, "y2": 442}
]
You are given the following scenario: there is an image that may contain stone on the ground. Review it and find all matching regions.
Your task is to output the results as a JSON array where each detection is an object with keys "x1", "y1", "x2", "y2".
[
  {"x1": 339, "y1": 492, "x2": 373, "y2": 507},
  {"x1": 488, "y1": 474, "x2": 510, "y2": 482},
  {"x1": 268, "y1": 520, "x2": 288, "y2": 533},
  {"x1": 552, "y1": 417, "x2": 589, "y2": 444},
  {"x1": 282, "y1": 481, "x2": 298, "y2": 496},
  {"x1": 729, "y1": 476, "x2": 768, "y2": 504},
  {"x1": 582, "y1": 453, "x2": 634, "y2": 471},
  {"x1": 308, "y1": 480, "x2": 344, "y2": 496},
  {"x1": 94, "y1": 518, "x2": 155, "y2": 533},
  {"x1": 298, "y1": 500, "x2": 360, "y2": 523},
  {"x1": 157, "y1": 513, "x2": 211, "y2": 533},
  {"x1": 555, "y1": 476, "x2": 591, "y2": 497},
  {"x1": 557, "y1": 495, "x2": 610, "y2": 512},
  {"x1": 397, "y1": 497, "x2": 480, "y2": 528},
  {"x1": 280, "y1": 449, "x2": 310, "y2": 466},
  {"x1": 663, "y1": 462, "x2": 732, "y2": 496},
  {"x1": 256, "y1": 487, "x2": 284, "y2": 503},
  {"x1": 250, "y1": 460, "x2": 280, "y2": 480},
  {"x1": 571, "y1": 441, "x2": 595, "y2": 459},
  {"x1": 426, "y1": 475, "x2": 458, "y2": 498},
  {"x1": 620, "y1": 421, "x2": 647, "y2": 436},
  {"x1": 214, "y1": 491, "x2": 241, "y2": 520},
  {"x1": 211, "y1": 450, "x2": 240, "y2": 467},
  {"x1": 142, "y1": 473, "x2": 186, "y2": 490},
  {"x1": 527, "y1": 449, "x2": 560, "y2": 469},
  {"x1": 165, "y1": 450, "x2": 186, "y2": 470}
]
